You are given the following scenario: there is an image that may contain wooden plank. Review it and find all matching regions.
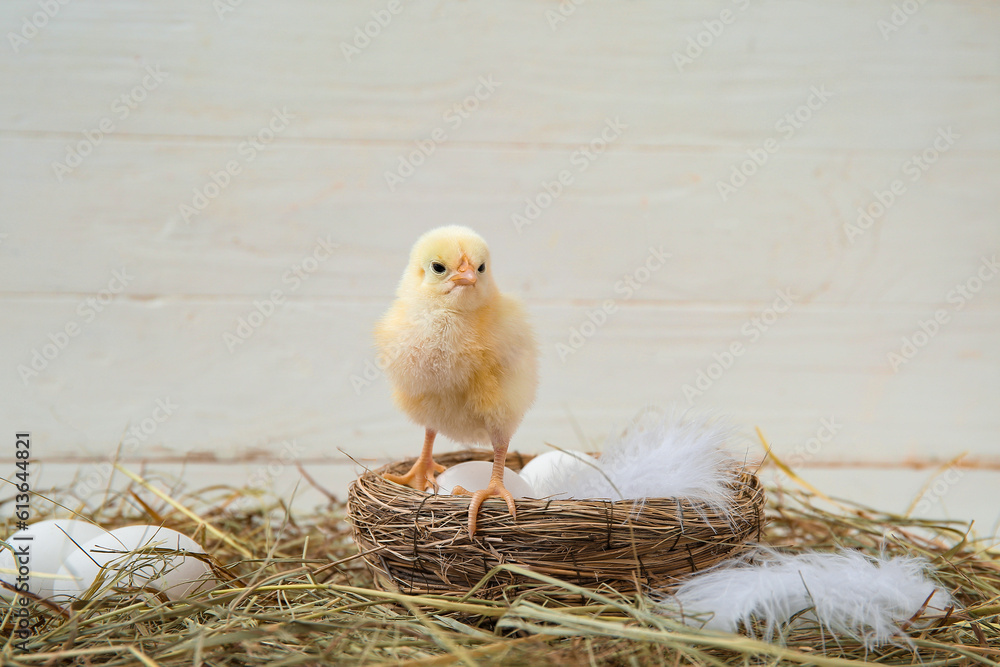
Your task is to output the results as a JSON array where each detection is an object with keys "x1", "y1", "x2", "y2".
[
  {"x1": 1, "y1": 137, "x2": 997, "y2": 304},
  {"x1": 0, "y1": 1, "x2": 996, "y2": 150},
  {"x1": 1, "y1": 0, "x2": 997, "y2": 532},
  {"x1": 3, "y1": 299, "x2": 997, "y2": 463}
]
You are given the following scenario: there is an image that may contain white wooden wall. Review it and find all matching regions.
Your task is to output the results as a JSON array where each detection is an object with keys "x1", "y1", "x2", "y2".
[{"x1": 2, "y1": 1, "x2": 998, "y2": 533}]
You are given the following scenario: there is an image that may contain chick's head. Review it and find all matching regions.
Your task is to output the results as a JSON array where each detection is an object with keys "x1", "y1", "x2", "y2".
[{"x1": 399, "y1": 226, "x2": 497, "y2": 310}]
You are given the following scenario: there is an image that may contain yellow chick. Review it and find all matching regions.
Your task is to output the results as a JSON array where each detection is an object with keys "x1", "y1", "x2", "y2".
[{"x1": 374, "y1": 226, "x2": 538, "y2": 535}]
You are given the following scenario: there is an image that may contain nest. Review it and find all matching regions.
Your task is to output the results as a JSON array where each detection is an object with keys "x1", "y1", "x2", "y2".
[{"x1": 348, "y1": 450, "x2": 766, "y2": 601}]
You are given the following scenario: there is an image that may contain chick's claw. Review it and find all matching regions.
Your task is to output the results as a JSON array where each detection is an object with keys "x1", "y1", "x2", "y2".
[
  {"x1": 452, "y1": 482, "x2": 518, "y2": 536},
  {"x1": 384, "y1": 459, "x2": 446, "y2": 492}
]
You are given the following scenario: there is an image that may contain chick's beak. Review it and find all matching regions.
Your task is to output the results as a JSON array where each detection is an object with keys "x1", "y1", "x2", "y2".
[{"x1": 450, "y1": 255, "x2": 477, "y2": 286}]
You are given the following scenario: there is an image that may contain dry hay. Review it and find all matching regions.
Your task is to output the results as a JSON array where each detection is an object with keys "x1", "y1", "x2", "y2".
[
  {"x1": 348, "y1": 450, "x2": 765, "y2": 601},
  {"x1": 0, "y1": 462, "x2": 997, "y2": 666}
]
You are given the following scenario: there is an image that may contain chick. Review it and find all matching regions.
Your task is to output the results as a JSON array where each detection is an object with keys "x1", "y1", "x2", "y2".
[{"x1": 375, "y1": 226, "x2": 538, "y2": 535}]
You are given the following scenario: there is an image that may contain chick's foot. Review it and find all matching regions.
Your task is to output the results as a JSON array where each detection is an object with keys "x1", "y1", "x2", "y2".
[
  {"x1": 452, "y1": 481, "x2": 518, "y2": 536},
  {"x1": 384, "y1": 458, "x2": 446, "y2": 492}
]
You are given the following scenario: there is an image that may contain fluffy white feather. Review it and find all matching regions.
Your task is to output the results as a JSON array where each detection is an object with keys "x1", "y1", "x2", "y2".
[
  {"x1": 664, "y1": 548, "x2": 952, "y2": 646},
  {"x1": 526, "y1": 411, "x2": 745, "y2": 511},
  {"x1": 600, "y1": 411, "x2": 743, "y2": 507}
]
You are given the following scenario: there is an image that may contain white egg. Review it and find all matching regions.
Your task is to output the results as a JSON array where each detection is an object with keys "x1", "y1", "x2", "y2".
[
  {"x1": 1, "y1": 519, "x2": 106, "y2": 601},
  {"x1": 435, "y1": 461, "x2": 535, "y2": 499},
  {"x1": 53, "y1": 525, "x2": 215, "y2": 605},
  {"x1": 519, "y1": 450, "x2": 606, "y2": 500}
]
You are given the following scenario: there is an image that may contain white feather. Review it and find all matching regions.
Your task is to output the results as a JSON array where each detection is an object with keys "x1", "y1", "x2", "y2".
[
  {"x1": 599, "y1": 410, "x2": 743, "y2": 508},
  {"x1": 528, "y1": 411, "x2": 745, "y2": 512},
  {"x1": 663, "y1": 548, "x2": 952, "y2": 647}
]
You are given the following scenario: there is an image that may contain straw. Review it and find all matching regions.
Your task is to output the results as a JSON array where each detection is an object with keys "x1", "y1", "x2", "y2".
[{"x1": 0, "y1": 460, "x2": 996, "y2": 666}]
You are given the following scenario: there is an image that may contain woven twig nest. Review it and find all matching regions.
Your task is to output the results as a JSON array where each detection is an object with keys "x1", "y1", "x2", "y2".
[{"x1": 348, "y1": 450, "x2": 765, "y2": 602}]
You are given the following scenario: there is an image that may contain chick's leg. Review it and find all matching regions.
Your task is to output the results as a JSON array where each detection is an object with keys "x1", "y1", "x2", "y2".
[
  {"x1": 453, "y1": 436, "x2": 516, "y2": 535},
  {"x1": 384, "y1": 428, "x2": 445, "y2": 491}
]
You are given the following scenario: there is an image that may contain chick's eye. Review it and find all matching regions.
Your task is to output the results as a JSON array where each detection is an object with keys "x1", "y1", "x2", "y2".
[
  {"x1": 430, "y1": 262, "x2": 446, "y2": 275},
  {"x1": 477, "y1": 263, "x2": 486, "y2": 273}
]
